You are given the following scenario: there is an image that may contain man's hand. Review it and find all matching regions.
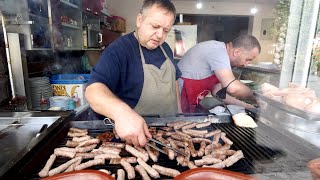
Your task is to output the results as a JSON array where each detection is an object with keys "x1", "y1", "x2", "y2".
[
  {"x1": 85, "y1": 83, "x2": 152, "y2": 147},
  {"x1": 114, "y1": 111, "x2": 152, "y2": 147}
]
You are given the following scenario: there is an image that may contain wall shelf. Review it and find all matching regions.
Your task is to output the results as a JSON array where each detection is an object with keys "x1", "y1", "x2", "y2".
[
  {"x1": 29, "y1": 13, "x2": 49, "y2": 20},
  {"x1": 61, "y1": 22, "x2": 82, "y2": 30},
  {"x1": 60, "y1": 0, "x2": 80, "y2": 9}
]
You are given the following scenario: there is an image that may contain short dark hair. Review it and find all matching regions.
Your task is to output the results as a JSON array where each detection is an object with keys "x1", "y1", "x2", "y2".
[
  {"x1": 141, "y1": 0, "x2": 176, "y2": 17},
  {"x1": 231, "y1": 35, "x2": 261, "y2": 53}
]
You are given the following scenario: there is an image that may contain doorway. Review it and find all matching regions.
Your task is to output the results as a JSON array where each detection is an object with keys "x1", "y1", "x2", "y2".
[{"x1": 176, "y1": 15, "x2": 250, "y2": 43}]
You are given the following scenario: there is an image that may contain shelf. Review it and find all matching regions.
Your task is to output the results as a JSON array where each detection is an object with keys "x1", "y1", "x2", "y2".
[
  {"x1": 61, "y1": 22, "x2": 82, "y2": 30},
  {"x1": 59, "y1": 0, "x2": 79, "y2": 9},
  {"x1": 28, "y1": 48, "x2": 53, "y2": 51},
  {"x1": 29, "y1": 13, "x2": 49, "y2": 20},
  {"x1": 83, "y1": 48, "x2": 103, "y2": 50},
  {"x1": 62, "y1": 47, "x2": 83, "y2": 50}
]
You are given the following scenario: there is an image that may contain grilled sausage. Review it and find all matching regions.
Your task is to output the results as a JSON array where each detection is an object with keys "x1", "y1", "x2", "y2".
[
  {"x1": 192, "y1": 138, "x2": 212, "y2": 144},
  {"x1": 67, "y1": 131, "x2": 88, "y2": 137},
  {"x1": 117, "y1": 169, "x2": 125, "y2": 180},
  {"x1": 152, "y1": 164, "x2": 181, "y2": 177},
  {"x1": 135, "y1": 165, "x2": 151, "y2": 180},
  {"x1": 72, "y1": 135, "x2": 91, "y2": 142},
  {"x1": 120, "y1": 159, "x2": 135, "y2": 179},
  {"x1": 38, "y1": 154, "x2": 56, "y2": 177},
  {"x1": 75, "y1": 144, "x2": 97, "y2": 153},
  {"x1": 69, "y1": 127, "x2": 88, "y2": 133},
  {"x1": 74, "y1": 158, "x2": 105, "y2": 171},
  {"x1": 75, "y1": 151, "x2": 104, "y2": 159},
  {"x1": 125, "y1": 145, "x2": 149, "y2": 162},
  {"x1": 65, "y1": 140, "x2": 79, "y2": 147},
  {"x1": 94, "y1": 153, "x2": 121, "y2": 160},
  {"x1": 224, "y1": 150, "x2": 244, "y2": 167},
  {"x1": 220, "y1": 132, "x2": 233, "y2": 145},
  {"x1": 197, "y1": 141, "x2": 207, "y2": 157},
  {"x1": 48, "y1": 157, "x2": 82, "y2": 176},
  {"x1": 110, "y1": 157, "x2": 137, "y2": 164},
  {"x1": 137, "y1": 158, "x2": 160, "y2": 179},
  {"x1": 64, "y1": 158, "x2": 82, "y2": 172},
  {"x1": 195, "y1": 121, "x2": 211, "y2": 128},
  {"x1": 205, "y1": 129, "x2": 221, "y2": 138},
  {"x1": 101, "y1": 142, "x2": 125, "y2": 148},
  {"x1": 54, "y1": 149, "x2": 76, "y2": 158},
  {"x1": 173, "y1": 122, "x2": 193, "y2": 130},
  {"x1": 187, "y1": 161, "x2": 198, "y2": 169},
  {"x1": 145, "y1": 142, "x2": 159, "y2": 162},
  {"x1": 77, "y1": 138, "x2": 100, "y2": 147},
  {"x1": 181, "y1": 122, "x2": 197, "y2": 130},
  {"x1": 98, "y1": 146, "x2": 122, "y2": 155},
  {"x1": 195, "y1": 157, "x2": 222, "y2": 166},
  {"x1": 182, "y1": 129, "x2": 208, "y2": 137}
]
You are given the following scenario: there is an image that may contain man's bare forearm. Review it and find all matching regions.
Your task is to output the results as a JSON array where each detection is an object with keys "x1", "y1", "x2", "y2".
[
  {"x1": 85, "y1": 83, "x2": 133, "y2": 120},
  {"x1": 227, "y1": 80, "x2": 255, "y2": 101}
]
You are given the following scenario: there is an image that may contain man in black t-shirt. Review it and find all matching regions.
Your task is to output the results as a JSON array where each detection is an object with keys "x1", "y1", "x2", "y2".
[{"x1": 85, "y1": 0, "x2": 181, "y2": 147}]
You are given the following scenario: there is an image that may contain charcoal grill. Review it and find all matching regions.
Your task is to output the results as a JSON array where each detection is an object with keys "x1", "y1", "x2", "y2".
[{"x1": 1, "y1": 112, "x2": 319, "y2": 179}]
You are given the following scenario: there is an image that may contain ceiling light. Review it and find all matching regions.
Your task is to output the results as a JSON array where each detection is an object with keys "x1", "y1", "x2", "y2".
[
  {"x1": 250, "y1": 7, "x2": 258, "y2": 14},
  {"x1": 196, "y1": 2, "x2": 203, "y2": 9}
]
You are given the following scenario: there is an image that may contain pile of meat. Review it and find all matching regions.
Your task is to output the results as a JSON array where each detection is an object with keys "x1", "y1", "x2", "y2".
[
  {"x1": 261, "y1": 82, "x2": 320, "y2": 114},
  {"x1": 38, "y1": 122, "x2": 244, "y2": 179}
]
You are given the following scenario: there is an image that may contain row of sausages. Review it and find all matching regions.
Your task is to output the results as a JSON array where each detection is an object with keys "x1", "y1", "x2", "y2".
[{"x1": 38, "y1": 120, "x2": 244, "y2": 179}]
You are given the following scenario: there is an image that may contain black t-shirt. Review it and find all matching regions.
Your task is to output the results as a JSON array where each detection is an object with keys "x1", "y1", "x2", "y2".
[{"x1": 88, "y1": 32, "x2": 181, "y2": 109}]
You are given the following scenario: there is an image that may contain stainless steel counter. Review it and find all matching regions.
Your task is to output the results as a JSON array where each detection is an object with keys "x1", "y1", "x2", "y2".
[
  {"x1": 0, "y1": 111, "x2": 74, "y2": 177},
  {"x1": 259, "y1": 105, "x2": 320, "y2": 149}
]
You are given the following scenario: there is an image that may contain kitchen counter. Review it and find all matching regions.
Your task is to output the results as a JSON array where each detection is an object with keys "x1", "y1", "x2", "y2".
[
  {"x1": 238, "y1": 65, "x2": 281, "y2": 74},
  {"x1": 233, "y1": 66, "x2": 281, "y2": 87},
  {"x1": 252, "y1": 114, "x2": 318, "y2": 179}
]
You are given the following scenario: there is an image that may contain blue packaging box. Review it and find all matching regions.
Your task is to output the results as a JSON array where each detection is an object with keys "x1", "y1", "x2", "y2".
[{"x1": 50, "y1": 74, "x2": 90, "y2": 84}]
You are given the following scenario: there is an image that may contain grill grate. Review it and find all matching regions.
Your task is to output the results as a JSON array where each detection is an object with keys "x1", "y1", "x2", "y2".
[
  {"x1": 7, "y1": 119, "x2": 319, "y2": 180},
  {"x1": 25, "y1": 125, "x2": 255, "y2": 179}
]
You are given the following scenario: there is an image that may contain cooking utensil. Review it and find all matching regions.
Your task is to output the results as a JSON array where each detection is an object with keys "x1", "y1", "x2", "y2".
[
  {"x1": 148, "y1": 137, "x2": 187, "y2": 157},
  {"x1": 213, "y1": 92, "x2": 258, "y2": 128},
  {"x1": 199, "y1": 96, "x2": 224, "y2": 110},
  {"x1": 26, "y1": 124, "x2": 48, "y2": 148},
  {"x1": 103, "y1": 118, "x2": 186, "y2": 157}
]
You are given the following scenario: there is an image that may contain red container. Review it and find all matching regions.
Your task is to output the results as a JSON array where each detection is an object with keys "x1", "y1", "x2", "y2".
[
  {"x1": 173, "y1": 167, "x2": 257, "y2": 180},
  {"x1": 42, "y1": 169, "x2": 115, "y2": 180}
]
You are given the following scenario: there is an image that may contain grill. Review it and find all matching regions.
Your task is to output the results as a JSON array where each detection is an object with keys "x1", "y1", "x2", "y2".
[{"x1": 2, "y1": 113, "x2": 319, "y2": 179}]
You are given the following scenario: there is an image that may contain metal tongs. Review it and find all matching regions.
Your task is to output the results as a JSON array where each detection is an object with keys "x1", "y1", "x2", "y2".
[
  {"x1": 147, "y1": 137, "x2": 187, "y2": 157},
  {"x1": 103, "y1": 118, "x2": 186, "y2": 157}
]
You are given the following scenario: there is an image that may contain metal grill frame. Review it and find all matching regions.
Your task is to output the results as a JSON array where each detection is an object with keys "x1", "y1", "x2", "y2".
[{"x1": 2, "y1": 115, "x2": 319, "y2": 179}]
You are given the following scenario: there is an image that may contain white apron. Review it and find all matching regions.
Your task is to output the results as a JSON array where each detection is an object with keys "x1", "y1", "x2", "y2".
[{"x1": 133, "y1": 39, "x2": 177, "y2": 117}]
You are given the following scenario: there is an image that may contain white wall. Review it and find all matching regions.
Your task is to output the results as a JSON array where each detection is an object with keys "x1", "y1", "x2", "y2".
[{"x1": 108, "y1": 0, "x2": 276, "y2": 62}]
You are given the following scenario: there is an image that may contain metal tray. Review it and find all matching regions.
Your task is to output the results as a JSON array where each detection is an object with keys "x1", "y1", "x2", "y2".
[{"x1": 254, "y1": 91, "x2": 320, "y2": 121}]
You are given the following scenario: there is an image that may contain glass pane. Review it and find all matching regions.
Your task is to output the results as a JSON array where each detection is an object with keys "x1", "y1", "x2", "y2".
[{"x1": 307, "y1": 11, "x2": 320, "y2": 96}]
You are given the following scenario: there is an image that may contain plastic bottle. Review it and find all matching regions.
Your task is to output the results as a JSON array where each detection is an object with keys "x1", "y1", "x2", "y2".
[
  {"x1": 68, "y1": 99, "x2": 75, "y2": 110},
  {"x1": 39, "y1": 92, "x2": 49, "y2": 110}
]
